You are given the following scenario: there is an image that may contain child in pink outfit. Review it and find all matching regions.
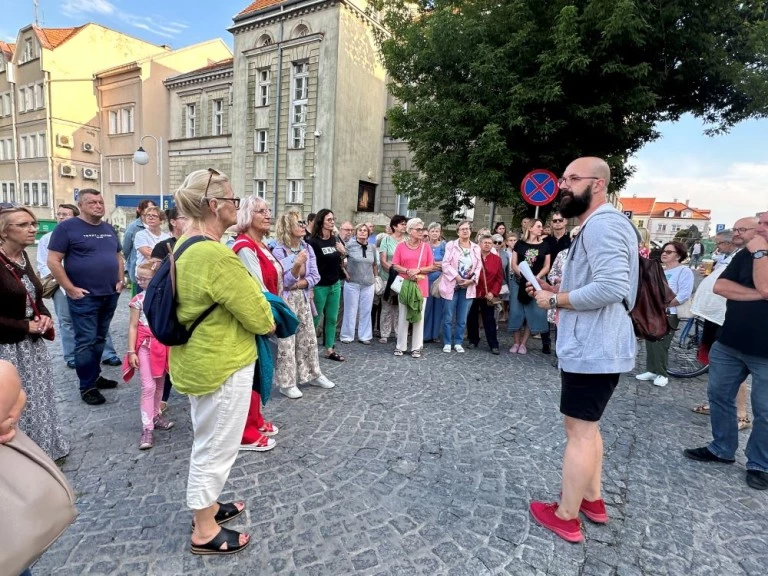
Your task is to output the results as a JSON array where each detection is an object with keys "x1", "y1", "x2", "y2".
[{"x1": 126, "y1": 260, "x2": 173, "y2": 450}]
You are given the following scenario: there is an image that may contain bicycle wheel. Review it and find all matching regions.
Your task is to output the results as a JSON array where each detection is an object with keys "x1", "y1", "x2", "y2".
[{"x1": 668, "y1": 317, "x2": 709, "y2": 378}]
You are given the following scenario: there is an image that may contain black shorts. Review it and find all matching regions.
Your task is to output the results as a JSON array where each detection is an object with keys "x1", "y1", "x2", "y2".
[{"x1": 560, "y1": 371, "x2": 620, "y2": 422}]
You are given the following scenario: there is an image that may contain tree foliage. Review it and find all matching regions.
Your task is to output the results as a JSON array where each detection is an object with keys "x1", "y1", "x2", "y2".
[{"x1": 372, "y1": 0, "x2": 768, "y2": 221}]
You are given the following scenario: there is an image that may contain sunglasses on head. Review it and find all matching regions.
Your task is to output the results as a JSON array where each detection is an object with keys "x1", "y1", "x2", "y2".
[
  {"x1": 0, "y1": 202, "x2": 22, "y2": 213},
  {"x1": 201, "y1": 168, "x2": 241, "y2": 209}
]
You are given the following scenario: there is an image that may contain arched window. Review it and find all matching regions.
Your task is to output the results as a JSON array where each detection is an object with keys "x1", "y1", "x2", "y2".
[
  {"x1": 257, "y1": 34, "x2": 273, "y2": 47},
  {"x1": 292, "y1": 24, "x2": 310, "y2": 39}
]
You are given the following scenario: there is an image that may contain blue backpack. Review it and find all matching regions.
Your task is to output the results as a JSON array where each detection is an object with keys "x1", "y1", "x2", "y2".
[{"x1": 143, "y1": 236, "x2": 218, "y2": 346}]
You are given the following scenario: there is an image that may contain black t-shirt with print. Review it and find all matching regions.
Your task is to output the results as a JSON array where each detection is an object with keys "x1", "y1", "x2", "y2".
[
  {"x1": 308, "y1": 235, "x2": 344, "y2": 286},
  {"x1": 514, "y1": 240, "x2": 551, "y2": 276},
  {"x1": 717, "y1": 248, "x2": 768, "y2": 358}
]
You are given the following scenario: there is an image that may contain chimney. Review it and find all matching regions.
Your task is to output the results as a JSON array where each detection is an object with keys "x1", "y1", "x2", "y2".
[
  {"x1": 684, "y1": 199, "x2": 690, "y2": 206},
  {"x1": 672, "y1": 198, "x2": 678, "y2": 203}
]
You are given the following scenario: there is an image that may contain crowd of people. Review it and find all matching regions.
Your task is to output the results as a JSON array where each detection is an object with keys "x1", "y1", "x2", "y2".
[{"x1": 0, "y1": 155, "x2": 765, "y2": 560}]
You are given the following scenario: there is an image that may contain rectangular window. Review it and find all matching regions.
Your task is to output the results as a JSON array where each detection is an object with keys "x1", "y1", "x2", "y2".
[
  {"x1": 23, "y1": 182, "x2": 30, "y2": 205},
  {"x1": 186, "y1": 104, "x2": 196, "y2": 138},
  {"x1": 24, "y1": 88, "x2": 33, "y2": 112},
  {"x1": 257, "y1": 69, "x2": 270, "y2": 106},
  {"x1": 290, "y1": 62, "x2": 309, "y2": 149},
  {"x1": 22, "y1": 39, "x2": 34, "y2": 62},
  {"x1": 19, "y1": 136, "x2": 26, "y2": 159},
  {"x1": 1, "y1": 182, "x2": 6, "y2": 202},
  {"x1": 8, "y1": 182, "x2": 15, "y2": 203},
  {"x1": 31, "y1": 182, "x2": 39, "y2": 205},
  {"x1": 108, "y1": 106, "x2": 135, "y2": 135},
  {"x1": 33, "y1": 83, "x2": 43, "y2": 109},
  {"x1": 27, "y1": 134, "x2": 36, "y2": 158},
  {"x1": 212, "y1": 99, "x2": 224, "y2": 135},
  {"x1": 18, "y1": 88, "x2": 26, "y2": 113},
  {"x1": 37, "y1": 133, "x2": 45, "y2": 157},
  {"x1": 397, "y1": 194, "x2": 413, "y2": 217},
  {"x1": 255, "y1": 129, "x2": 268, "y2": 153},
  {"x1": 0, "y1": 93, "x2": 9, "y2": 116},
  {"x1": 40, "y1": 182, "x2": 49, "y2": 206},
  {"x1": 253, "y1": 180, "x2": 267, "y2": 199},
  {"x1": 108, "y1": 157, "x2": 135, "y2": 184},
  {"x1": 287, "y1": 179, "x2": 303, "y2": 204}
]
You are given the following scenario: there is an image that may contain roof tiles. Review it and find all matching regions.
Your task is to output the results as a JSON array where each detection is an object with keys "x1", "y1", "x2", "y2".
[
  {"x1": 238, "y1": 0, "x2": 285, "y2": 16},
  {"x1": 33, "y1": 26, "x2": 84, "y2": 50},
  {"x1": 620, "y1": 197, "x2": 656, "y2": 215}
]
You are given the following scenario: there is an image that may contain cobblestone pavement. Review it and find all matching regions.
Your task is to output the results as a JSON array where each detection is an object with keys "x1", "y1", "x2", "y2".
[{"x1": 33, "y1": 292, "x2": 765, "y2": 576}]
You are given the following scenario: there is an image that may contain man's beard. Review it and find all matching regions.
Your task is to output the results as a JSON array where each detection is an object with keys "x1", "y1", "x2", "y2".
[{"x1": 559, "y1": 184, "x2": 593, "y2": 218}]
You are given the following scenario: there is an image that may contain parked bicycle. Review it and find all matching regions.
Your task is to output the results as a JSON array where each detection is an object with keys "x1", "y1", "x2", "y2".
[{"x1": 667, "y1": 316, "x2": 709, "y2": 378}]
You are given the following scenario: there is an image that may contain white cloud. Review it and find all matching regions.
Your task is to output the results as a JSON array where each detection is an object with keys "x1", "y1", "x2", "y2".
[
  {"x1": 60, "y1": 0, "x2": 187, "y2": 39},
  {"x1": 624, "y1": 159, "x2": 768, "y2": 232}
]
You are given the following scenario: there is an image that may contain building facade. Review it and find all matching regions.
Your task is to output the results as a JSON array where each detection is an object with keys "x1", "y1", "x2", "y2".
[
  {"x1": 621, "y1": 196, "x2": 711, "y2": 244},
  {"x1": 165, "y1": 58, "x2": 234, "y2": 192},
  {"x1": 0, "y1": 24, "x2": 167, "y2": 224}
]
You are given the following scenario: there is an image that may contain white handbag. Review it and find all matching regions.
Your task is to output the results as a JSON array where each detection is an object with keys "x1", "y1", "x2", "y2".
[{"x1": 390, "y1": 275, "x2": 405, "y2": 294}]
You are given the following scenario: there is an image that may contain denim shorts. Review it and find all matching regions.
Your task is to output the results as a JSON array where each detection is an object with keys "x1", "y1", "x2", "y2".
[{"x1": 507, "y1": 280, "x2": 549, "y2": 334}]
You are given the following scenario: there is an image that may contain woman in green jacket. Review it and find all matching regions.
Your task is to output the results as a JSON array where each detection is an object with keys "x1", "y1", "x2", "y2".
[{"x1": 172, "y1": 168, "x2": 275, "y2": 556}]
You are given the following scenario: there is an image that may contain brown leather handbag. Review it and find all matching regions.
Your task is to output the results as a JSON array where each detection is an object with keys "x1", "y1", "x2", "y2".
[{"x1": 0, "y1": 430, "x2": 77, "y2": 575}]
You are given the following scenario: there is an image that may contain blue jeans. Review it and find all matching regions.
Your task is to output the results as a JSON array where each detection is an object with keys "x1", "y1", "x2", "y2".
[
  {"x1": 20, "y1": 570, "x2": 32, "y2": 576},
  {"x1": 442, "y1": 289, "x2": 472, "y2": 346},
  {"x1": 52, "y1": 290, "x2": 117, "y2": 362},
  {"x1": 68, "y1": 293, "x2": 120, "y2": 392},
  {"x1": 423, "y1": 295, "x2": 444, "y2": 341},
  {"x1": 708, "y1": 342, "x2": 768, "y2": 472}
]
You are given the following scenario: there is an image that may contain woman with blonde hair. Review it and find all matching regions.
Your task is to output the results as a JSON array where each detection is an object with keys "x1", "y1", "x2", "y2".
[
  {"x1": 340, "y1": 222, "x2": 377, "y2": 344},
  {"x1": 423, "y1": 222, "x2": 446, "y2": 342},
  {"x1": 271, "y1": 210, "x2": 335, "y2": 399},
  {"x1": 439, "y1": 219, "x2": 481, "y2": 353},
  {"x1": 171, "y1": 169, "x2": 275, "y2": 556}
]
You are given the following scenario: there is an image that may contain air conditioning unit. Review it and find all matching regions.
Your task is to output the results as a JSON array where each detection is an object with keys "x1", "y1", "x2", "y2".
[
  {"x1": 60, "y1": 164, "x2": 75, "y2": 177},
  {"x1": 82, "y1": 142, "x2": 94, "y2": 153},
  {"x1": 82, "y1": 167, "x2": 98, "y2": 180},
  {"x1": 56, "y1": 134, "x2": 73, "y2": 149}
]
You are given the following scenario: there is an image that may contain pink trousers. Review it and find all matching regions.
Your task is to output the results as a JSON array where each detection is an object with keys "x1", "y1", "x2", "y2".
[{"x1": 139, "y1": 344, "x2": 165, "y2": 431}]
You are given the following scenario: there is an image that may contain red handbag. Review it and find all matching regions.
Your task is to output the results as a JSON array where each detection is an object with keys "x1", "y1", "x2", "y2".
[{"x1": 0, "y1": 253, "x2": 55, "y2": 341}]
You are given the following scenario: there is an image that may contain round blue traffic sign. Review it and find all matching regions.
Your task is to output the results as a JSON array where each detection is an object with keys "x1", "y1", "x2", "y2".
[{"x1": 520, "y1": 169, "x2": 559, "y2": 207}]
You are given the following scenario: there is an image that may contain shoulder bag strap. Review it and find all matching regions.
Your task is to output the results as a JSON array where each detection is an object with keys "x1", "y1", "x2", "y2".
[{"x1": 0, "y1": 253, "x2": 41, "y2": 317}]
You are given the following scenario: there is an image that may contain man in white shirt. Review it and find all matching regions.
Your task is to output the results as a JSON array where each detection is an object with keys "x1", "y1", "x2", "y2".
[{"x1": 37, "y1": 204, "x2": 120, "y2": 369}]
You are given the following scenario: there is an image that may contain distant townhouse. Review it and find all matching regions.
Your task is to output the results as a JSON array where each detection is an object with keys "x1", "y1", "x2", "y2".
[{"x1": 621, "y1": 196, "x2": 711, "y2": 244}]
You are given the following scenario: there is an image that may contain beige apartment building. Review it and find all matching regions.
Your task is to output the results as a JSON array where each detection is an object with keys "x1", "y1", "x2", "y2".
[
  {"x1": 95, "y1": 39, "x2": 232, "y2": 225},
  {"x1": 0, "y1": 24, "x2": 166, "y2": 225},
  {"x1": 164, "y1": 58, "x2": 234, "y2": 191}
]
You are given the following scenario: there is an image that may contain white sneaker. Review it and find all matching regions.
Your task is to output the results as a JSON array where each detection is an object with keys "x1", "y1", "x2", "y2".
[
  {"x1": 442, "y1": 345, "x2": 452, "y2": 353},
  {"x1": 310, "y1": 375, "x2": 335, "y2": 389},
  {"x1": 280, "y1": 386, "x2": 303, "y2": 399},
  {"x1": 635, "y1": 372, "x2": 657, "y2": 381},
  {"x1": 653, "y1": 375, "x2": 669, "y2": 387},
  {"x1": 454, "y1": 345, "x2": 465, "y2": 353}
]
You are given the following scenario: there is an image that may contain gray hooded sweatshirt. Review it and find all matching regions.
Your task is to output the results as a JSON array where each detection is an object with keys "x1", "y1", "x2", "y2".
[{"x1": 557, "y1": 203, "x2": 640, "y2": 374}]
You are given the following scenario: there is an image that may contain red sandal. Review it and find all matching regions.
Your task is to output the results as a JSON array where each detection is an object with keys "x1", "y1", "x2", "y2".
[{"x1": 258, "y1": 421, "x2": 279, "y2": 437}]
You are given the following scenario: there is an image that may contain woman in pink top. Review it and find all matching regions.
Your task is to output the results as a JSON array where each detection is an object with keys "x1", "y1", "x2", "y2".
[{"x1": 391, "y1": 218, "x2": 434, "y2": 358}]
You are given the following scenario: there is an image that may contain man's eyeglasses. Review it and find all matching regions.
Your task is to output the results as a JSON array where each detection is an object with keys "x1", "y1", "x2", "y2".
[
  {"x1": 733, "y1": 227, "x2": 755, "y2": 234},
  {"x1": 552, "y1": 218, "x2": 564, "y2": 223},
  {"x1": 558, "y1": 175, "x2": 600, "y2": 186}
]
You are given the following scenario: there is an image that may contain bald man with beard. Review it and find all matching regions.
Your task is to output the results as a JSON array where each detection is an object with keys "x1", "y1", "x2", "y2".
[{"x1": 527, "y1": 157, "x2": 640, "y2": 542}]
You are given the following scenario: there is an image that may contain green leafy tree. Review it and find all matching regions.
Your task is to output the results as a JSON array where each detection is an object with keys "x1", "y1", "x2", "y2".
[{"x1": 372, "y1": 0, "x2": 768, "y2": 221}]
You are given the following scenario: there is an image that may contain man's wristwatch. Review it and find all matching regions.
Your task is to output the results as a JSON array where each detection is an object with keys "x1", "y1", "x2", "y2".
[
  {"x1": 753, "y1": 250, "x2": 767, "y2": 260},
  {"x1": 549, "y1": 294, "x2": 558, "y2": 310}
]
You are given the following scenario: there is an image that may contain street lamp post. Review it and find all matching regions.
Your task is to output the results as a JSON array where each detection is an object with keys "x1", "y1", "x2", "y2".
[{"x1": 133, "y1": 135, "x2": 164, "y2": 209}]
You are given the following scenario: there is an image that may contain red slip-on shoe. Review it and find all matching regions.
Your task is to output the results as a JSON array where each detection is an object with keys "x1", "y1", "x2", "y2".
[
  {"x1": 580, "y1": 498, "x2": 609, "y2": 524},
  {"x1": 529, "y1": 501, "x2": 584, "y2": 543}
]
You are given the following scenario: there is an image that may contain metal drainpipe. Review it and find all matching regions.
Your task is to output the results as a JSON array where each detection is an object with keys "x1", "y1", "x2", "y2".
[
  {"x1": 272, "y1": 20, "x2": 284, "y2": 216},
  {"x1": 9, "y1": 73, "x2": 20, "y2": 207},
  {"x1": 44, "y1": 70, "x2": 54, "y2": 220},
  {"x1": 488, "y1": 201, "x2": 496, "y2": 229}
]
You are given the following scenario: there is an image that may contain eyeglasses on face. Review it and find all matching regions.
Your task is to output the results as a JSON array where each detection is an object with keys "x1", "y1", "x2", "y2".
[
  {"x1": 552, "y1": 218, "x2": 564, "y2": 223},
  {"x1": 733, "y1": 227, "x2": 755, "y2": 234},
  {"x1": 558, "y1": 175, "x2": 600, "y2": 186},
  {"x1": 144, "y1": 213, "x2": 160, "y2": 219},
  {"x1": 9, "y1": 221, "x2": 38, "y2": 229},
  {"x1": 296, "y1": 220, "x2": 307, "y2": 227},
  {"x1": 661, "y1": 249, "x2": 677, "y2": 255},
  {"x1": 218, "y1": 197, "x2": 241, "y2": 209},
  {"x1": 254, "y1": 208, "x2": 272, "y2": 216},
  {"x1": 493, "y1": 241, "x2": 503, "y2": 245}
]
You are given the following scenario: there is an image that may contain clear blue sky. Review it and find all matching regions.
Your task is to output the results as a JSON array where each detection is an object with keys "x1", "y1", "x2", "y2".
[{"x1": 2, "y1": 0, "x2": 766, "y2": 229}]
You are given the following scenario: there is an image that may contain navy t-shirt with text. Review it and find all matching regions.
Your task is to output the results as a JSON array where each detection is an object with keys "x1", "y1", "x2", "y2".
[{"x1": 48, "y1": 218, "x2": 121, "y2": 296}]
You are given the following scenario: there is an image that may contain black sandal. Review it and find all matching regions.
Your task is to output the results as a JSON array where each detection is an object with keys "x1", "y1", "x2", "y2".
[
  {"x1": 190, "y1": 526, "x2": 250, "y2": 555},
  {"x1": 325, "y1": 350, "x2": 345, "y2": 362},
  {"x1": 191, "y1": 501, "x2": 244, "y2": 529}
]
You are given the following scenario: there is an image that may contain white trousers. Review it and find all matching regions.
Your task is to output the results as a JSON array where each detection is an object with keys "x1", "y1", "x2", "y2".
[
  {"x1": 396, "y1": 301, "x2": 425, "y2": 353},
  {"x1": 341, "y1": 282, "x2": 374, "y2": 342},
  {"x1": 186, "y1": 362, "x2": 254, "y2": 510}
]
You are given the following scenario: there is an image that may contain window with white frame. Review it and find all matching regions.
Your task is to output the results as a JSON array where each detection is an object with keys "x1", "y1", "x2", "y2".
[
  {"x1": 24, "y1": 88, "x2": 33, "y2": 112},
  {"x1": 19, "y1": 134, "x2": 42, "y2": 159},
  {"x1": 19, "y1": 136, "x2": 26, "y2": 159},
  {"x1": 23, "y1": 182, "x2": 30, "y2": 204},
  {"x1": 37, "y1": 133, "x2": 45, "y2": 157},
  {"x1": 657, "y1": 224, "x2": 667, "y2": 232},
  {"x1": 396, "y1": 194, "x2": 414, "y2": 217},
  {"x1": 22, "y1": 39, "x2": 34, "y2": 63},
  {"x1": 0, "y1": 139, "x2": 12, "y2": 160},
  {"x1": 40, "y1": 182, "x2": 49, "y2": 206},
  {"x1": 257, "y1": 69, "x2": 270, "y2": 106},
  {"x1": 1, "y1": 182, "x2": 9, "y2": 202},
  {"x1": 31, "y1": 182, "x2": 39, "y2": 205},
  {"x1": 253, "y1": 180, "x2": 267, "y2": 199},
  {"x1": 108, "y1": 106, "x2": 134, "y2": 135},
  {"x1": 108, "y1": 156, "x2": 135, "y2": 184},
  {"x1": 255, "y1": 129, "x2": 268, "y2": 153},
  {"x1": 287, "y1": 179, "x2": 303, "y2": 204},
  {"x1": 185, "y1": 104, "x2": 196, "y2": 138},
  {"x1": 0, "y1": 93, "x2": 10, "y2": 116},
  {"x1": 33, "y1": 83, "x2": 44, "y2": 108},
  {"x1": 664, "y1": 209, "x2": 675, "y2": 218},
  {"x1": 18, "y1": 87, "x2": 26, "y2": 113},
  {"x1": 20, "y1": 181, "x2": 48, "y2": 206},
  {"x1": 290, "y1": 62, "x2": 308, "y2": 148},
  {"x1": 212, "y1": 99, "x2": 224, "y2": 135}
]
